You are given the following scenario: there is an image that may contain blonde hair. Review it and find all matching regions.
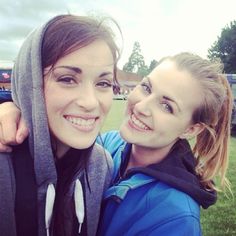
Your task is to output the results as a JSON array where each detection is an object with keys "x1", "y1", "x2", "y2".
[{"x1": 169, "y1": 52, "x2": 233, "y2": 191}]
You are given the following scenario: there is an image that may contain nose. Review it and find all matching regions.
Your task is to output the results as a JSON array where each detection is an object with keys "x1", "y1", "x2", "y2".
[
  {"x1": 129, "y1": 90, "x2": 152, "y2": 116},
  {"x1": 75, "y1": 84, "x2": 99, "y2": 111}
]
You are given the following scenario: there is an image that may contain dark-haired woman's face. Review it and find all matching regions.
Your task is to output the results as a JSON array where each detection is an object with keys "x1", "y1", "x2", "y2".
[{"x1": 44, "y1": 40, "x2": 114, "y2": 157}]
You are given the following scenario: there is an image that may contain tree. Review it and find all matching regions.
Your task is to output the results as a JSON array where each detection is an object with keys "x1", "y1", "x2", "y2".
[
  {"x1": 123, "y1": 41, "x2": 148, "y2": 77},
  {"x1": 208, "y1": 21, "x2": 236, "y2": 73},
  {"x1": 148, "y1": 59, "x2": 158, "y2": 72},
  {"x1": 123, "y1": 42, "x2": 159, "y2": 77}
]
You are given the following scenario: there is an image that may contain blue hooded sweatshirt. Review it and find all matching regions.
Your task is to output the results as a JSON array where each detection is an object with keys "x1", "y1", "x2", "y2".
[{"x1": 97, "y1": 131, "x2": 217, "y2": 236}]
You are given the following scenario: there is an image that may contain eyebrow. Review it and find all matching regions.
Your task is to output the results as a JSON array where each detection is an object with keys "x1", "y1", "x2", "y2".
[
  {"x1": 146, "y1": 76, "x2": 152, "y2": 88},
  {"x1": 56, "y1": 66, "x2": 82, "y2": 74},
  {"x1": 99, "y1": 71, "x2": 114, "y2": 77},
  {"x1": 54, "y1": 66, "x2": 113, "y2": 78}
]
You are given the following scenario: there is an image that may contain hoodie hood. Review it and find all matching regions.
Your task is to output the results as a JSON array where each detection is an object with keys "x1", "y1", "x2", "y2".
[
  {"x1": 11, "y1": 17, "x2": 58, "y2": 235},
  {"x1": 11, "y1": 19, "x2": 57, "y2": 187},
  {"x1": 124, "y1": 139, "x2": 217, "y2": 209}
]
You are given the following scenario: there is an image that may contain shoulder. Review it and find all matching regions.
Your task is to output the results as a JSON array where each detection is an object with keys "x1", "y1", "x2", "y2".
[
  {"x1": 86, "y1": 144, "x2": 113, "y2": 201},
  {"x1": 120, "y1": 180, "x2": 200, "y2": 219},
  {"x1": 144, "y1": 184, "x2": 201, "y2": 236},
  {"x1": 103, "y1": 180, "x2": 201, "y2": 236},
  {"x1": 90, "y1": 143, "x2": 113, "y2": 167},
  {"x1": 147, "y1": 182, "x2": 200, "y2": 218},
  {"x1": 87, "y1": 143, "x2": 113, "y2": 179},
  {"x1": 132, "y1": 182, "x2": 201, "y2": 235},
  {"x1": 96, "y1": 131, "x2": 126, "y2": 156}
]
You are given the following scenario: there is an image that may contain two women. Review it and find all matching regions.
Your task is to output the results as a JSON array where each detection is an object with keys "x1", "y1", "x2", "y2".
[{"x1": 0, "y1": 18, "x2": 233, "y2": 235}]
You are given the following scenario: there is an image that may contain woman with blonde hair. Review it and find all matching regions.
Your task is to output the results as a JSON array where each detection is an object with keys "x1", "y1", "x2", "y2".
[{"x1": 96, "y1": 52, "x2": 233, "y2": 235}]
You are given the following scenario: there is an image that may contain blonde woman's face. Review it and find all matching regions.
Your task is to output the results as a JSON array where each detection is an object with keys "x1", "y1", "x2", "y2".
[
  {"x1": 44, "y1": 40, "x2": 114, "y2": 157},
  {"x1": 120, "y1": 60, "x2": 203, "y2": 152}
]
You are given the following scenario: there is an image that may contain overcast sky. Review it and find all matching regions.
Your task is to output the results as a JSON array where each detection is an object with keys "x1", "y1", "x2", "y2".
[{"x1": 0, "y1": 0, "x2": 236, "y2": 68}]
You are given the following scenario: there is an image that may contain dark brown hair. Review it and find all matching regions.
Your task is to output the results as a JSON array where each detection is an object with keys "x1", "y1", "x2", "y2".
[
  {"x1": 41, "y1": 14, "x2": 121, "y2": 87},
  {"x1": 41, "y1": 14, "x2": 120, "y2": 177}
]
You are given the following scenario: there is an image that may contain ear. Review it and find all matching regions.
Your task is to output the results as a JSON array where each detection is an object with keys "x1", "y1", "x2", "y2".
[{"x1": 179, "y1": 123, "x2": 205, "y2": 140}]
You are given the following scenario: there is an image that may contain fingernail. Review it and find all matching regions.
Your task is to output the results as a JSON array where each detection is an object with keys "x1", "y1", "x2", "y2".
[{"x1": 17, "y1": 134, "x2": 24, "y2": 143}]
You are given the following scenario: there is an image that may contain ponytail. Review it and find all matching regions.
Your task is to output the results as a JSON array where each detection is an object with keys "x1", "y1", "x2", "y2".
[
  {"x1": 169, "y1": 53, "x2": 234, "y2": 192},
  {"x1": 193, "y1": 74, "x2": 233, "y2": 191}
]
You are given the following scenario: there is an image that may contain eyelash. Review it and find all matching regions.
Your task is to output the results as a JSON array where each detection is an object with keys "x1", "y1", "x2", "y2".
[
  {"x1": 96, "y1": 81, "x2": 113, "y2": 88},
  {"x1": 140, "y1": 81, "x2": 151, "y2": 93},
  {"x1": 57, "y1": 76, "x2": 76, "y2": 84},
  {"x1": 161, "y1": 102, "x2": 173, "y2": 114},
  {"x1": 56, "y1": 76, "x2": 113, "y2": 89}
]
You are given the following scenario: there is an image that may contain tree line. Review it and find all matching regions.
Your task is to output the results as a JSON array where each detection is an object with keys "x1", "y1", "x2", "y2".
[{"x1": 124, "y1": 21, "x2": 236, "y2": 75}]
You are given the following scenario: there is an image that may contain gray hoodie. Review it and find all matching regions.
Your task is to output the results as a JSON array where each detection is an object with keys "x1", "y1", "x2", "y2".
[{"x1": 0, "y1": 16, "x2": 113, "y2": 236}]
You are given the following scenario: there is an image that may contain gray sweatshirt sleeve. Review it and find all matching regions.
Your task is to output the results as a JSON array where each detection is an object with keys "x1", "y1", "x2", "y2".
[{"x1": 0, "y1": 153, "x2": 17, "y2": 236}]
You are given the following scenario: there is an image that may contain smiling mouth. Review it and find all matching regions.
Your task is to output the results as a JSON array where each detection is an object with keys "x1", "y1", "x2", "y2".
[
  {"x1": 65, "y1": 115, "x2": 98, "y2": 129},
  {"x1": 130, "y1": 114, "x2": 151, "y2": 130}
]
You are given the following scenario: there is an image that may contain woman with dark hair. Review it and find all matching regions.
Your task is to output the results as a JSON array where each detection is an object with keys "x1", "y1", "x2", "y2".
[{"x1": 0, "y1": 14, "x2": 121, "y2": 236}]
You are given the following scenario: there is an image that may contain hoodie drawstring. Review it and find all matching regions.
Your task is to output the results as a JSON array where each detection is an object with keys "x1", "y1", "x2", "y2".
[
  {"x1": 44, "y1": 180, "x2": 85, "y2": 235},
  {"x1": 74, "y1": 179, "x2": 85, "y2": 234},
  {"x1": 45, "y1": 183, "x2": 56, "y2": 236}
]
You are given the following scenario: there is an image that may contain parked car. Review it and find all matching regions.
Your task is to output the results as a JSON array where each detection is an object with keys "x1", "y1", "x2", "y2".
[
  {"x1": 0, "y1": 90, "x2": 12, "y2": 103},
  {"x1": 113, "y1": 94, "x2": 127, "y2": 100},
  {"x1": 0, "y1": 61, "x2": 13, "y2": 103},
  {"x1": 225, "y1": 74, "x2": 236, "y2": 128}
]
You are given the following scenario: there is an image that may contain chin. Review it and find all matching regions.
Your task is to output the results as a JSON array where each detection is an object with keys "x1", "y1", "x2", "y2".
[
  {"x1": 71, "y1": 140, "x2": 95, "y2": 150},
  {"x1": 119, "y1": 125, "x2": 133, "y2": 143}
]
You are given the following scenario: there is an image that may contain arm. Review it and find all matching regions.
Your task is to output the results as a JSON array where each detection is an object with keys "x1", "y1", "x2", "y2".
[{"x1": 0, "y1": 102, "x2": 29, "y2": 152}]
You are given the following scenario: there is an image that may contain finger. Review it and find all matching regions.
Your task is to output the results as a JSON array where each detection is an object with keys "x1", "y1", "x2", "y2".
[
  {"x1": 1, "y1": 119, "x2": 18, "y2": 145},
  {"x1": 16, "y1": 118, "x2": 29, "y2": 144},
  {"x1": 0, "y1": 121, "x2": 17, "y2": 145}
]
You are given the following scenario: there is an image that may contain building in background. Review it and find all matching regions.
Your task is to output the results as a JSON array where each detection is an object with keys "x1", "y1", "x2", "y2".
[
  {"x1": 113, "y1": 69, "x2": 142, "y2": 99},
  {"x1": 0, "y1": 61, "x2": 13, "y2": 103},
  {"x1": 0, "y1": 60, "x2": 13, "y2": 90}
]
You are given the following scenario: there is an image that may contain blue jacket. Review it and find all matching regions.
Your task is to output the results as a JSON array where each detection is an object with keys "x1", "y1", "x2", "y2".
[{"x1": 97, "y1": 131, "x2": 216, "y2": 236}]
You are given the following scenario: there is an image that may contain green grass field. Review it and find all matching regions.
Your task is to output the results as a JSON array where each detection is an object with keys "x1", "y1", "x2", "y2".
[{"x1": 102, "y1": 100, "x2": 236, "y2": 236}]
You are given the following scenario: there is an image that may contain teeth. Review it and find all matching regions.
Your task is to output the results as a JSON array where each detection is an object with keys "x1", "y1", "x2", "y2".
[
  {"x1": 66, "y1": 116, "x2": 95, "y2": 126},
  {"x1": 131, "y1": 114, "x2": 149, "y2": 130}
]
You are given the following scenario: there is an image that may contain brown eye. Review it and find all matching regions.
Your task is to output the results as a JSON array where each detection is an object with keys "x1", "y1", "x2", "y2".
[
  {"x1": 57, "y1": 76, "x2": 76, "y2": 84},
  {"x1": 96, "y1": 80, "x2": 113, "y2": 88}
]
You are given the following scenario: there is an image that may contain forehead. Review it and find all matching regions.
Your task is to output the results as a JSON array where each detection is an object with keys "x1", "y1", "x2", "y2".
[
  {"x1": 149, "y1": 60, "x2": 203, "y2": 112},
  {"x1": 55, "y1": 40, "x2": 114, "y2": 69}
]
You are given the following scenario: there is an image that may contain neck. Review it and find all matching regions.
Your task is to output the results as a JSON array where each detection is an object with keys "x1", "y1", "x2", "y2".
[{"x1": 127, "y1": 143, "x2": 174, "y2": 170}]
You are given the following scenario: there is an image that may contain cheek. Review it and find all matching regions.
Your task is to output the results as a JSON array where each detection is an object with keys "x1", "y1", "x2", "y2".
[
  {"x1": 44, "y1": 87, "x2": 65, "y2": 121},
  {"x1": 127, "y1": 88, "x2": 140, "y2": 105},
  {"x1": 99, "y1": 91, "x2": 113, "y2": 114}
]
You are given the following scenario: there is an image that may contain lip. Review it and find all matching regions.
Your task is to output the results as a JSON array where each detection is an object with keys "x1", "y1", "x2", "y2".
[
  {"x1": 64, "y1": 114, "x2": 99, "y2": 132},
  {"x1": 127, "y1": 113, "x2": 151, "y2": 132}
]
